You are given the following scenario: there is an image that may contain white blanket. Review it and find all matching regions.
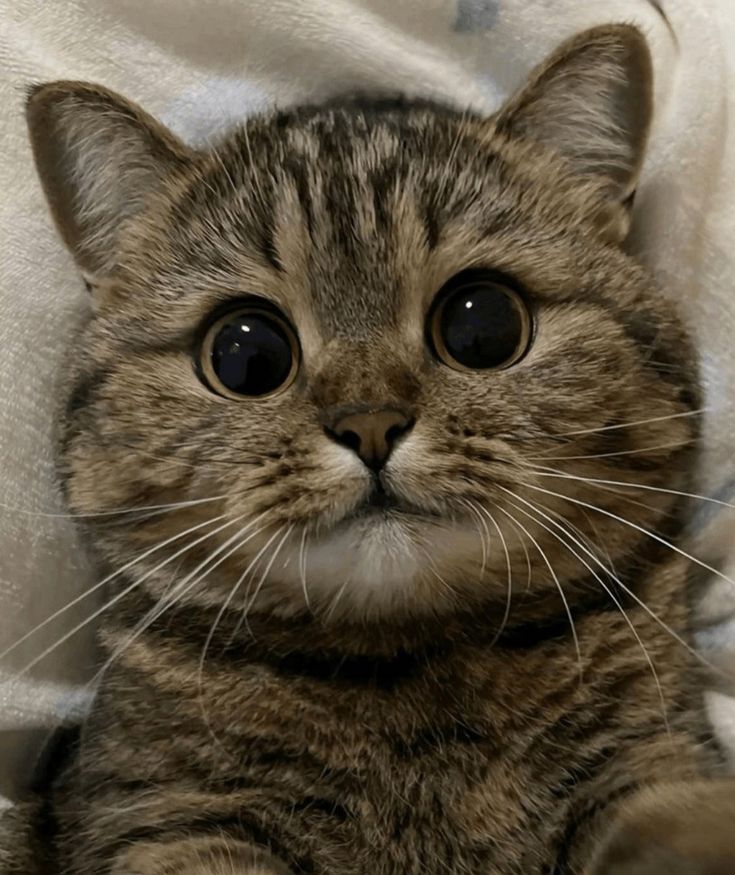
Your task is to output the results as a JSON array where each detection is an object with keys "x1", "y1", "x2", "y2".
[{"x1": 1, "y1": 0, "x2": 735, "y2": 808}]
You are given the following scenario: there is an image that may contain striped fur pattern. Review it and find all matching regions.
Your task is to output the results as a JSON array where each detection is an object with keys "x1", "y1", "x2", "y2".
[{"x1": 5, "y1": 23, "x2": 735, "y2": 875}]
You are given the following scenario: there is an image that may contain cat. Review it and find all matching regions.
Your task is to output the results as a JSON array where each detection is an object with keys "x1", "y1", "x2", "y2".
[{"x1": 2, "y1": 22, "x2": 735, "y2": 875}]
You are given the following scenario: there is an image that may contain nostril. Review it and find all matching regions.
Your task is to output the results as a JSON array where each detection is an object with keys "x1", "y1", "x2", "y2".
[
  {"x1": 385, "y1": 418, "x2": 414, "y2": 447},
  {"x1": 324, "y1": 425, "x2": 361, "y2": 452},
  {"x1": 337, "y1": 428, "x2": 361, "y2": 453}
]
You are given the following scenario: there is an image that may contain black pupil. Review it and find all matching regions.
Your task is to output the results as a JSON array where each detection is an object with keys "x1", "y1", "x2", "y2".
[
  {"x1": 211, "y1": 312, "x2": 292, "y2": 396},
  {"x1": 440, "y1": 282, "x2": 525, "y2": 369}
]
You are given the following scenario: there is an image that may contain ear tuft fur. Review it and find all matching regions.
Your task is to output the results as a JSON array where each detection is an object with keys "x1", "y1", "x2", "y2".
[
  {"x1": 495, "y1": 24, "x2": 653, "y2": 242},
  {"x1": 26, "y1": 82, "x2": 192, "y2": 280}
]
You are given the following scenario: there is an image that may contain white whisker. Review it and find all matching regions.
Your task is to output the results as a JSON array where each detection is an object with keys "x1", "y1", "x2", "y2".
[
  {"x1": 460, "y1": 498, "x2": 489, "y2": 579},
  {"x1": 490, "y1": 504, "x2": 582, "y2": 677},
  {"x1": 0, "y1": 494, "x2": 225, "y2": 521},
  {"x1": 1, "y1": 514, "x2": 246, "y2": 683},
  {"x1": 513, "y1": 486, "x2": 727, "y2": 677},
  {"x1": 243, "y1": 526, "x2": 294, "y2": 615},
  {"x1": 0, "y1": 512, "x2": 232, "y2": 664},
  {"x1": 488, "y1": 508, "x2": 513, "y2": 646},
  {"x1": 229, "y1": 526, "x2": 292, "y2": 641},
  {"x1": 497, "y1": 508, "x2": 532, "y2": 590},
  {"x1": 502, "y1": 489, "x2": 731, "y2": 674},
  {"x1": 533, "y1": 468, "x2": 735, "y2": 511},
  {"x1": 533, "y1": 439, "x2": 693, "y2": 462},
  {"x1": 554, "y1": 408, "x2": 707, "y2": 438},
  {"x1": 525, "y1": 483, "x2": 735, "y2": 593},
  {"x1": 498, "y1": 486, "x2": 670, "y2": 730},
  {"x1": 85, "y1": 515, "x2": 267, "y2": 692},
  {"x1": 178, "y1": 521, "x2": 279, "y2": 754},
  {"x1": 413, "y1": 541, "x2": 455, "y2": 598},
  {"x1": 325, "y1": 577, "x2": 352, "y2": 622},
  {"x1": 298, "y1": 526, "x2": 311, "y2": 612}
]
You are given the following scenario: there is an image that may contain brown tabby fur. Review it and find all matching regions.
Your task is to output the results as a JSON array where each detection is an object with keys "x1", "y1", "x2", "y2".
[{"x1": 3, "y1": 23, "x2": 735, "y2": 875}]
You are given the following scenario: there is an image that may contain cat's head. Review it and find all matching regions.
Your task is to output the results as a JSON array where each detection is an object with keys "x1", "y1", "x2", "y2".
[{"x1": 27, "y1": 25, "x2": 699, "y2": 625}]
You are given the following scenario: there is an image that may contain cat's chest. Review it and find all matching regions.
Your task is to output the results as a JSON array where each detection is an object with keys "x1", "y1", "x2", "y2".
[
  {"x1": 89, "y1": 613, "x2": 690, "y2": 875},
  {"x1": 215, "y1": 680, "x2": 574, "y2": 875},
  {"x1": 183, "y1": 673, "x2": 572, "y2": 875},
  {"x1": 167, "y1": 641, "x2": 583, "y2": 842}
]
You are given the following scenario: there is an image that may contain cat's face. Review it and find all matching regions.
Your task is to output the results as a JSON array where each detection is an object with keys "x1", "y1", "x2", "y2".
[{"x1": 28, "y1": 26, "x2": 700, "y2": 623}]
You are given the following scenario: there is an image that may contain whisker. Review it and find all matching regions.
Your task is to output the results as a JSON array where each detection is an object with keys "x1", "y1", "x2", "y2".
[
  {"x1": 229, "y1": 526, "x2": 291, "y2": 641},
  {"x1": 325, "y1": 577, "x2": 352, "y2": 622},
  {"x1": 521, "y1": 492, "x2": 616, "y2": 570},
  {"x1": 0, "y1": 512, "x2": 232, "y2": 663},
  {"x1": 125, "y1": 523, "x2": 273, "y2": 699},
  {"x1": 524, "y1": 483, "x2": 735, "y2": 597},
  {"x1": 489, "y1": 504, "x2": 583, "y2": 678},
  {"x1": 460, "y1": 498, "x2": 489, "y2": 579},
  {"x1": 0, "y1": 494, "x2": 225, "y2": 521},
  {"x1": 298, "y1": 526, "x2": 311, "y2": 612},
  {"x1": 242, "y1": 525, "x2": 294, "y2": 615},
  {"x1": 481, "y1": 505, "x2": 513, "y2": 646},
  {"x1": 498, "y1": 487, "x2": 671, "y2": 730},
  {"x1": 552, "y1": 408, "x2": 707, "y2": 439},
  {"x1": 1, "y1": 513, "x2": 246, "y2": 682},
  {"x1": 496, "y1": 507, "x2": 532, "y2": 590},
  {"x1": 528, "y1": 467, "x2": 670, "y2": 517},
  {"x1": 532, "y1": 439, "x2": 693, "y2": 462},
  {"x1": 84, "y1": 515, "x2": 267, "y2": 693},
  {"x1": 578, "y1": 507, "x2": 620, "y2": 583},
  {"x1": 509, "y1": 485, "x2": 729, "y2": 679},
  {"x1": 195, "y1": 524, "x2": 277, "y2": 693},
  {"x1": 62, "y1": 519, "x2": 272, "y2": 766},
  {"x1": 532, "y1": 468, "x2": 735, "y2": 511},
  {"x1": 413, "y1": 541, "x2": 455, "y2": 598}
]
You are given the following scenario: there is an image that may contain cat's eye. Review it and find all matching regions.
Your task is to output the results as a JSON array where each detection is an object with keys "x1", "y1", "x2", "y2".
[
  {"x1": 199, "y1": 304, "x2": 299, "y2": 399},
  {"x1": 429, "y1": 272, "x2": 533, "y2": 372}
]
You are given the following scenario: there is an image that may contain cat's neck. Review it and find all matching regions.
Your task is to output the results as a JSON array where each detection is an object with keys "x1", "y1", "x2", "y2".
[{"x1": 110, "y1": 583, "x2": 626, "y2": 663}]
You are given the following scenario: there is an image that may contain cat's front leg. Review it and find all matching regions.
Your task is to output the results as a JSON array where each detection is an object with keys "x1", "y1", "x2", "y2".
[
  {"x1": 111, "y1": 837, "x2": 294, "y2": 875},
  {"x1": 585, "y1": 779, "x2": 735, "y2": 875}
]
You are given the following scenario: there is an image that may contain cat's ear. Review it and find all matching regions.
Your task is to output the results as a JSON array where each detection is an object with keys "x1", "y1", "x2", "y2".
[
  {"x1": 26, "y1": 82, "x2": 193, "y2": 282},
  {"x1": 494, "y1": 25, "x2": 653, "y2": 243}
]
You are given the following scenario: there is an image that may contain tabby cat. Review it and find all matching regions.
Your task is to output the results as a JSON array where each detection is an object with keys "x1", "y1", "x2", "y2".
[{"x1": 3, "y1": 23, "x2": 735, "y2": 875}]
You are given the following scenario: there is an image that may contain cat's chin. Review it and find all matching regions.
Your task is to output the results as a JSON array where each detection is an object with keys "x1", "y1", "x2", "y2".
[{"x1": 274, "y1": 510, "x2": 481, "y2": 620}]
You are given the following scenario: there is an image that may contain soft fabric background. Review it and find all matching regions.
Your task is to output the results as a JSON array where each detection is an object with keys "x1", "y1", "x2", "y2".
[{"x1": 1, "y1": 0, "x2": 734, "y2": 807}]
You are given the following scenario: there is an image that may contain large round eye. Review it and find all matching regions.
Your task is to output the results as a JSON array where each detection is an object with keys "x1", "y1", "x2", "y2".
[
  {"x1": 429, "y1": 272, "x2": 533, "y2": 371},
  {"x1": 200, "y1": 305, "x2": 299, "y2": 399}
]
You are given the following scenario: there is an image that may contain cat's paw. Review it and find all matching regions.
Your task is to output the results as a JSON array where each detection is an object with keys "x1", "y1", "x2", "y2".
[{"x1": 586, "y1": 779, "x2": 735, "y2": 875}]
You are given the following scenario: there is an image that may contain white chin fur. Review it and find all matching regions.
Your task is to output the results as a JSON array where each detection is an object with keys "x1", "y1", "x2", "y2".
[{"x1": 276, "y1": 514, "x2": 479, "y2": 618}]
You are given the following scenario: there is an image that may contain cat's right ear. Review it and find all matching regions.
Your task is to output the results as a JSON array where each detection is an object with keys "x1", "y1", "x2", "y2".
[
  {"x1": 494, "y1": 25, "x2": 653, "y2": 244},
  {"x1": 26, "y1": 82, "x2": 193, "y2": 284}
]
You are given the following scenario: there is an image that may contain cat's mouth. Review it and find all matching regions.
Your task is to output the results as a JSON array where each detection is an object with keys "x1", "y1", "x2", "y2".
[{"x1": 346, "y1": 477, "x2": 442, "y2": 522}]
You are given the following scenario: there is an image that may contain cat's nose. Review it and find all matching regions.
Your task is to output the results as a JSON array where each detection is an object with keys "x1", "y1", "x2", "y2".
[{"x1": 327, "y1": 408, "x2": 414, "y2": 470}]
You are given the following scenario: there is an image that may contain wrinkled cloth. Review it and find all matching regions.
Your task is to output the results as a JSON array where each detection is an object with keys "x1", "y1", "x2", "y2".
[{"x1": 1, "y1": 0, "x2": 734, "y2": 808}]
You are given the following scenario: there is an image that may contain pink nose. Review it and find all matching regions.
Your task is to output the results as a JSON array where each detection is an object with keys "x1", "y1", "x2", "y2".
[{"x1": 328, "y1": 409, "x2": 413, "y2": 470}]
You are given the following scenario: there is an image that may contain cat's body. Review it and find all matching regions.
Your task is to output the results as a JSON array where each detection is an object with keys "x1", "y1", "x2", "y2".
[
  {"x1": 48, "y1": 563, "x2": 716, "y2": 875},
  {"x1": 4, "y1": 23, "x2": 735, "y2": 875}
]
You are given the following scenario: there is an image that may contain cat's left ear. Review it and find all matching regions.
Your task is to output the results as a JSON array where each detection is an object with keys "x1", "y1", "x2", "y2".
[
  {"x1": 494, "y1": 24, "x2": 653, "y2": 244},
  {"x1": 26, "y1": 82, "x2": 193, "y2": 284}
]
